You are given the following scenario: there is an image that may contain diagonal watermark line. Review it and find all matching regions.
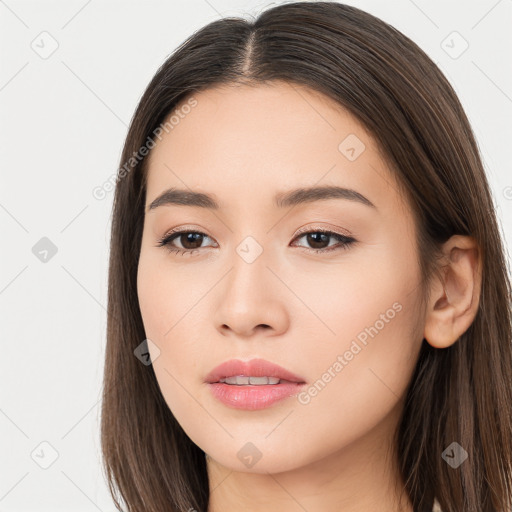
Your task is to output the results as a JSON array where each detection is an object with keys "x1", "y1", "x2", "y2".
[
  {"x1": 0, "y1": 202, "x2": 29, "y2": 233},
  {"x1": 265, "y1": 409, "x2": 295, "y2": 438},
  {"x1": 0, "y1": 472, "x2": 29, "y2": 501},
  {"x1": 265, "y1": 265, "x2": 337, "y2": 336},
  {"x1": 0, "y1": 408, "x2": 29, "y2": 438},
  {"x1": 266, "y1": 163, "x2": 337, "y2": 235},
  {"x1": 471, "y1": 0, "x2": 503, "y2": 30},
  {"x1": 61, "y1": 0, "x2": 93, "y2": 29},
  {"x1": 60, "y1": 205, "x2": 89, "y2": 233},
  {"x1": 368, "y1": 367, "x2": 399, "y2": 398},
  {"x1": 0, "y1": 202, "x2": 29, "y2": 232},
  {"x1": 163, "y1": 162, "x2": 233, "y2": 233},
  {"x1": 407, "y1": 0, "x2": 439, "y2": 29},
  {"x1": 61, "y1": 377, "x2": 124, "y2": 442},
  {"x1": 0, "y1": 265, "x2": 28, "y2": 295},
  {"x1": 61, "y1": 265, "x2": 107, "y2": 312},
  {"x1": 0, "y1": 62, "x2": 29, "y2": 92},
  {"x1": 61, "y1": 61, "x2": 128, "y2": 127},
  {"x1": 472, "y1": 60, "x2": 512, "y2": 105},
  {"x1": 61, "y1": 471, "x2": 103, "y2": 511},
  {"x1": 164, "y1": 267, "x2": 234, "y2": 337},
  {"x1": 266, "y1": 472, "x2": 310, "y2": 511},
  {"x1": 209, "y1": 468, "x2": 234, "y2": 494},
  {"x1": 0, "y1": 0, "x2": 29, "y2": 28},
  {"x1": 289, "y1": 82, "x2": 336, "y2": 131},
  {"x1": 201, "y1": 0, "x2": 222, "y2": 17},
  {"x1": 61, "y1": 399, "x2": 100, "y2": 440},
  {"x1": 163, "y1": 366, "x2": 234, "y2": 438},
  {"x1": 366, "y1": 161, "x2": 404, "y2": 206}
]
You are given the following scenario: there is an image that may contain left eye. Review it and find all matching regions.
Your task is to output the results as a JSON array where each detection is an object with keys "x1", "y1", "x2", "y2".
[
  {"x1": 291, "y1": 230, "x2": 355, "y2": 252},
  {"x1": 156, "y1": 229, "x2": 356, "y2": 256}
]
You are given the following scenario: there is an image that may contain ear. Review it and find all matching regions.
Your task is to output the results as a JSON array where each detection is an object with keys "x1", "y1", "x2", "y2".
[{"x1": 423, "y1": 235, "x2": 482, "y2": 349}]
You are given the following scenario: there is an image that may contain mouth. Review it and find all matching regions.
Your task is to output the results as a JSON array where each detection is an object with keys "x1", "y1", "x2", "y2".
[
  {"x1": 205, "y1": 358, "x2": 306, "y2": 410},
  {"x1": 205, "y1": 357, "x2": 306, "y2": 385},
  {"x1": 217, "y1": 376, "x2": 298, "y2": 385}
]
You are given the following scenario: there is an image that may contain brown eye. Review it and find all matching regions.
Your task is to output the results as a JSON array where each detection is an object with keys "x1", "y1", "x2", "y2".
[
  {"x1": 156, "y1": 230, "x2": 215, "y2": 256},
  {"x1": 292, "y1": 229, "x2": 356, "y2": 253},
  {"x1": 174, "y1": 232, "x2": 205, "y2": 250},
  {"x1": 304, "y1": 232, "x2": 330, "y2": 249}
]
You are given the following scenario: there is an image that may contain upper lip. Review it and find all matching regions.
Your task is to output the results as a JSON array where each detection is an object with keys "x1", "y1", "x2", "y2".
[{"x1": 205, "y1": 358, "x2": 306, "y2": 384}]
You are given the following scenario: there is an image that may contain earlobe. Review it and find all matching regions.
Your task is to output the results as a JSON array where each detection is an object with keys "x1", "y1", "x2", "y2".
[{"x1": 423, "y1": 235, "x2": 482, "y2": 349}]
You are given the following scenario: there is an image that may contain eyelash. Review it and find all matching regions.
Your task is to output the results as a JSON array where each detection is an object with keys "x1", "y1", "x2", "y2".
[{"x1": 155, "y1": 226, "x2": 356, "y2": 257}]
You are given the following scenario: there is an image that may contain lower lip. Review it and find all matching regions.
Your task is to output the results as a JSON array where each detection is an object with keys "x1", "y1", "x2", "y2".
[{"x1": 208, "y1": 382, "x2": 305, "y2": 410}]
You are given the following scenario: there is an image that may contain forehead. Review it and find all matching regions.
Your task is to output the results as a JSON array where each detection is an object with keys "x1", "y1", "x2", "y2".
[{"x1": 144, "y1": 81, "x2": 403, "y2": 215}]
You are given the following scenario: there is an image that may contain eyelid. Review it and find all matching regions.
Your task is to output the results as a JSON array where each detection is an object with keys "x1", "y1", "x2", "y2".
[
  {"x1": 160, "y1": 225, "x2": 217, "y2": 248},
  {"x1": 293, "y1": 223, "x2": 354, "y2": 239},
  {"x1": 162, "y1": 224, "x2": 212, "y2": 239},
  {"x1": 161, "y1": 223, "x2": 353, "y2": 243}
]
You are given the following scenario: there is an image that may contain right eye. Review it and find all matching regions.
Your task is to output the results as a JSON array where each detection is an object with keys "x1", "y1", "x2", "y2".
[{"x1": 156, "y1": 230, "x2": 217, "y2": 256}]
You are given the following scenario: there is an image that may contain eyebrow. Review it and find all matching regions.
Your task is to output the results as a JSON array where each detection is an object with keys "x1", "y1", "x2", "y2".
[{"x1": 146, "y1": 185, "x2": 376, "y2": 212}]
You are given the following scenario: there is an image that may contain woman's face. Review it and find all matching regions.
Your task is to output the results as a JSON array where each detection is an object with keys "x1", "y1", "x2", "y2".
[{"x1": 137, "y1": 81, "x2": 426, "y2": 474}]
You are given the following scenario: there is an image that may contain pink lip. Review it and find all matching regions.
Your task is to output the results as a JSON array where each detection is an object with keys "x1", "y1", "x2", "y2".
[
  {"x1": 205, "y1": 358, "x2": 305, "y2": 384},
  {"x1": 205, "y1": 358, "x2": 306, "y2": 410}
]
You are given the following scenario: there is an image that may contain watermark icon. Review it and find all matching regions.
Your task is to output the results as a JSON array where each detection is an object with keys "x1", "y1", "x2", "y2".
[
  {"x1": 503, "y1": 186, "x2": 512, "y2": 201},
  {"x1": 31, "y1": 441, "x2": 59, "y2": 469},
  {"x1": 92, "y1": 96, "x2": 198, "y2": 201},
  {"x1": 134, "y1": 338, "x2": 161, "y2": 366},
  {"x1": 237, "y1": 441, "x2": 263, "y2": 468},
  {"x1": 338, "y1": 133, "x2": 366, "y2": 161},
  {"x1": 297, "y1": 301, "x2": 403, "y2": 405},
  {"x1": 236, "y1": 236, "x2": 264, "y2": 264},
  {"x1": 31, "y1": 31, "x2": 59, "y2": 60},
  {"x1": 440, "y1": 31, "x2": 469, "y2": 59},
  {"x1": 32, "y1": 236, "x2": 58, "y2": 263},
  {"x1": 441, "y1": 441, "x2": 468, "y2": 468}
]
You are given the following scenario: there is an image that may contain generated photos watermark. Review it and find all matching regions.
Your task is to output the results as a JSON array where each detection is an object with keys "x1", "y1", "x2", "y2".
[{"x1": 297, "y1": 301, "x2": 403, "y2": 405}]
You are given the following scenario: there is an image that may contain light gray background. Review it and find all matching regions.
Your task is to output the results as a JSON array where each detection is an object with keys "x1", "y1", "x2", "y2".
[{"x1": 1, "y1": 0, "x2": 511, "y2": 510}]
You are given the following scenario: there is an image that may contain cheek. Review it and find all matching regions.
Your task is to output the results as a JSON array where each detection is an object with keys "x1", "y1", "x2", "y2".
[
  {"x1": 297, "y1": 319, "x2": 419, "y2": 455},
  {"x1": 292, "y1": 296, "x2": 421, "y2": 460},
  {"x1": 290, "y1": 246, "x2": 417, "y2": 347},
  {"x1": 137, "y1": 260, "x2": 200, "y2": 422},
  {"x1": 137, "y1": 241, "x2": 197, "y2": 338},
  {"x1": 294, "y1": 234, "x2": 419, "y2": 352},
  {"x1": 136, "y1": 250, "x2": 207, "y2": 386},
  {"x1": 294, "y1": 247, "x2": 422, "y2": 426},
  {"x1": 136, "y1": 250, "x2": 188, "y2": 375},
  {"x1": 137, "y1": 254, "x2": 168, "y2": 340}
]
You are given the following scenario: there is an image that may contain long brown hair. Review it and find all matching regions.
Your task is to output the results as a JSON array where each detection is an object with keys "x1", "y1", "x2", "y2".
[{"x1": 100, "y1": 2, "x2": 512, "y2": 511}]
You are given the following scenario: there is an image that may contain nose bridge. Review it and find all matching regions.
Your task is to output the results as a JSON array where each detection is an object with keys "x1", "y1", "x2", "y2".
[
  {"x1": 225, "y1": 234, "x2": 273, "y2": 307},
  {"x1": 214, "y1": 232, "x2": 289, "y2": 336}
]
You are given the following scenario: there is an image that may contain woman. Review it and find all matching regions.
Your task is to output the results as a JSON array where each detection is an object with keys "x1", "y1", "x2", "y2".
[{"x1": 100, "y1": 2, "x2": 512, "y2": 511}]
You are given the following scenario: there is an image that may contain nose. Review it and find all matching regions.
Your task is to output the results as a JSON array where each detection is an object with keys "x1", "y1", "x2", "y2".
[{"x1": 214, "y1": 253, "x2": 290, "y2": 339}]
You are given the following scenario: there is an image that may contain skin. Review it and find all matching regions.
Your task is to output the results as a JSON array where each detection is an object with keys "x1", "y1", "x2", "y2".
[{"x1": 136, "y1": 81, "x2": 482, "y2": 512}]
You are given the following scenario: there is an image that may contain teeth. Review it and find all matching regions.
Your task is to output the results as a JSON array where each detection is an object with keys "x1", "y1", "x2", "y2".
[{"x1": 219, "y1": 376, "x2": 281, "y2": 385}]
